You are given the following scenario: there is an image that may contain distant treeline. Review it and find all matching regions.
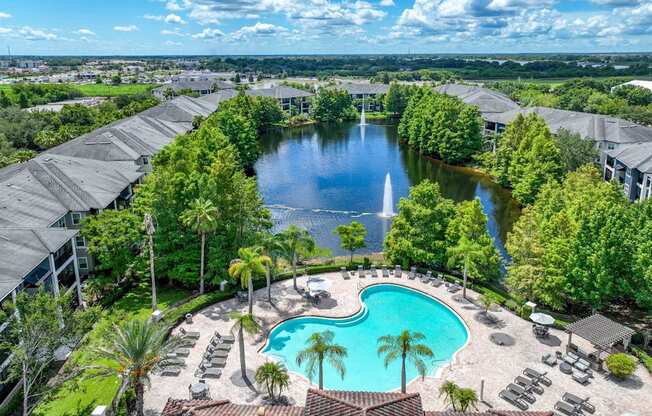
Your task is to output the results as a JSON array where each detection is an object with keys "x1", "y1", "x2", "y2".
[{"x1": 203, "y1": 56, "x2": 652, "y2": 79}]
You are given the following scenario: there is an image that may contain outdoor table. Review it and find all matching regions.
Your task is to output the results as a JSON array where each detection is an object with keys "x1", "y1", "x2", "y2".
[{"x1": 189, "y1": 382, "x2": 209, "y2": 399}]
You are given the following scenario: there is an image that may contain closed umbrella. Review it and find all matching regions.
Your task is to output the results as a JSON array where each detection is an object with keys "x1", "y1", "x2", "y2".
[{"x1": 530, "y1": 312, "x2": 555, "y2": 326}]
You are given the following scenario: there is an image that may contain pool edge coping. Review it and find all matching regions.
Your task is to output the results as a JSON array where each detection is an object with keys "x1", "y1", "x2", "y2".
[{"x1": 256, "y1": 280, "x2": 472, "y2": 392}]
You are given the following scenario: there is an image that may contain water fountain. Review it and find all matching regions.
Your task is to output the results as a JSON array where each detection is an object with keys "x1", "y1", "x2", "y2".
[
  {"x1": 360, "y1": 107, "x2": 367, "y2": 126},
  {"x1": 381, "y1": 173, "x2": 395, "y2": 217}
]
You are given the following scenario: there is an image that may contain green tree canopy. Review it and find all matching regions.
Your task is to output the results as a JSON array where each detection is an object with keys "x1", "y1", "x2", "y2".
[
  {"x1": 333, "y1": 221, "x2": 367, "y2": 263},
  {"x1": 311, "y1": 88, "x2": 356, "y2": 123},
  {"x1": 554, "y1": 129, "x2": 598, "y2": 172}
]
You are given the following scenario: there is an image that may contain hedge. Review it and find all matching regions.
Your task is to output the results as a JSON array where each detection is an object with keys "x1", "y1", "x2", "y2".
[{"x1": 633, "y1": 347, "x2": 652, "y2": 375}]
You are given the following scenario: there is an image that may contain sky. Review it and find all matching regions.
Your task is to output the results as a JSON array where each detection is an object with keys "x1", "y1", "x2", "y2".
[{"x1": 0, "y1": 0, "x2": 651, "y2": 55}]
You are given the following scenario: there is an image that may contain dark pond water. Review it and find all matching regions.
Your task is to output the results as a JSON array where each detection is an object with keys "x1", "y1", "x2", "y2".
[{"x1": 255, "y1": 120, "x2": 520, "y2": 258}]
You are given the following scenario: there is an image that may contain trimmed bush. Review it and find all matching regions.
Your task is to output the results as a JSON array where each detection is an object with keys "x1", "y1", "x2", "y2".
[
  {"x1": 606, "y1": 353, "x2": 637, "y2": 379},
  {"x1": 633, "y1": 347, "x2": 652, "y2": 375}
]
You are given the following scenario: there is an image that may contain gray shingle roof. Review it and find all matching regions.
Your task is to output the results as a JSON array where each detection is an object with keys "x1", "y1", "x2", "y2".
[
  {"x1": 338, "y1": 83, "x2": 389, "y2": 96},
  {"x1": 485, "y1": 107, "x2": 652, "y2": 145},
  {"x1": 0, "y1": 227, "x2": 78, "y2": 299},
  {"x1": 606, "y1": 141, "x2": 652, "y2": 173},
  {"x1": 566, "y1": 314, "x2": 635, "y2": 349},
  {"x1": 154, "y1": 79, "x2": 235, "y2": 94},
  {"x1": 435, "y1": 84, "x2": 520, "y2": 115},
  {"x1": 247, "y1": 86, "x2": 314, "y2": 99}
]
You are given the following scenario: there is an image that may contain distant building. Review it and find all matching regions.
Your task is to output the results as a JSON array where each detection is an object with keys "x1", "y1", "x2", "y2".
[
  {"x1": 337, "y1": 82, "x2": 389, "y2": 111},
  {"x1": 25, "y1": 97, "x2": 106, "y2": 113},
  {"x1": 247, "y1": 85, "x2": 314, "y2": 114},
  {"x1": 153, "y1": 80, "x2": 235, "y2": 100}
]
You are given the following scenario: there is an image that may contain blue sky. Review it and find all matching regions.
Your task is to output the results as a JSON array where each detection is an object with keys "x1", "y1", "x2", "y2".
[{"x1": 0, "y1": 0, "x2": 650, "y2": 55}]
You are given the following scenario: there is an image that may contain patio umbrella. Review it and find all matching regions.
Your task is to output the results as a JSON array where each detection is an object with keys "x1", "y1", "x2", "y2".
[
  {"x1": 530, "y1": 312, "x2": 555, "y2": 326},
  {"x1": 307, "y1": 276, "x2": 332, "y2": 292}
]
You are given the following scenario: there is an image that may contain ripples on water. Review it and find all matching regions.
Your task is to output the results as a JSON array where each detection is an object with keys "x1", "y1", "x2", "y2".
[{"x1": 256, "y1": 121, "x2": 520, "y2": 259}]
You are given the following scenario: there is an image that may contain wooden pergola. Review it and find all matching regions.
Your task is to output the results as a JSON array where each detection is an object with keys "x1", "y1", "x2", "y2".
[{"x1": 566, "y1": 313, "x2": 635, "y2": 352}]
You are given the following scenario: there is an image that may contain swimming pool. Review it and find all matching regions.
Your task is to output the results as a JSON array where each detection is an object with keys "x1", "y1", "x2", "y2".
[{"x1": 262, "y1": 284, "x2": 469, "y2": 391}]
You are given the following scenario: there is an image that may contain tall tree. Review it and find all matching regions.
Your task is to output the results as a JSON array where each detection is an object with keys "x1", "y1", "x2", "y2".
[
  {"x1": 554, "y1": 129, "x2": 598, "y2": 172},
  {"x1": 0, "y1": 291, "x2": 94, "y2": 416},
  {"x1": 94, "y1": 319, "x2": 182, "y2": 416},
  {"x1": 333, "y1": 221, "x2": 367, "y2": 263},
  {"x1": 296, "y1": 331, "x2": 347, "y2": 390},
  {"x1": 255, "y1": 362, "x2": 290, "y2": 403},
  {"x1": 311, "y1": 88, "x2": 356, "y2": 123},
  {"x1": 278, "y1": 225, "x2": 316, "y2": 291},
  {"x1": 229, "y1": 312, "x2": 261, "y2": 381},
  {"x1": 228, "y1": 247, "x2": 271, "y2": 314},
  {"x1": 376, "y1": 330, "x2": 433, "y2": 393},
  {"x1": 180, "y1": 197, "x2": 219, "y2": 294},
  {"x1": 259, "y1": 232, "x2": 284, "y2": 302}
]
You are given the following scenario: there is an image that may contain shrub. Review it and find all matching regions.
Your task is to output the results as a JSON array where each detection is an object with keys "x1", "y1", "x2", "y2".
[
  {"x1": 504, "y1": 299, "x2": 519, "y2": 312},
  {"x1": 519, "y1": 304, "x2": 532, "y2": 320},
  {"x1": 605, "y1": 353, "x2": 637, "y2": 379},
  {"x1": 633, "y1": 347, "x2": 652, "y2": 375}
]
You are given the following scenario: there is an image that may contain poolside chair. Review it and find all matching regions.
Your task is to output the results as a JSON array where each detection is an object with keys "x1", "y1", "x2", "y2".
[
  {"x1": 447, "y1": 284, "x2": 462, "y2": 293},
  {"x1": 430, "y1": 277, "x2": 442, "y2": 287},
  {"x1": 555, "y1": 401, "x2": 583, "y2": 416},
  {"x1": 562, "y1": 393, "x2": 595, "y2": 414},
  {"x1": 236, "y1": 291, "x2": 248, "y2": 303},
  {"x1": 341, "y1": 267, "x2": 350, "y2": 280},
  {"x1": 179, "y1": 328, "x2": 200, "y2": 340},
  {"x1": 174, "y1": 348, "x2": 190, "y2": 357},
  {"x1": 214, "y1": 331, "x2": 235, "y2": 343},
  {"x1": 201, "y1": 356, "x2": 227, "y2": 367},
  {"x1": 205, "y1": 350, "x2": 228, "y2": 359},
  {"x1": 408, "y1": 267, "x2": 416, "y2": 279},
  {"x1": 166, "y1": 357, "x2": 185, "y2": 367},
  {"x1": 358, "y1": 265, "x2": 364, "y2": 278},
  {"x1": 514, "y1": 376, "x2": 544, "y2": 395},
  {"x1": 499, "y1": 389, "x2": 529, "y2": 410},
  {"x1": 160, "y1": 367, "x2": 181, "y2": 377},
  {"x1": 370, "y1": 265, "x2": 378, "y2": 278},
  {"x1": 506, "y1": 383, "x2": 536, "y2": 404},
  {"x1": 382, "y1": 267, "x2": 390, "y2": 278},
  {"x1": 395, "y1": 265, "x2": 402, "y2": 278},
  {"x1": 179, "y1": 338, "x2": 196, "y2": 348},
  {"x1": 195, "y1": 366, "x2": 222, "y2": 379},
  {"x1": 573, "y1": 358, "x2": 592, "y2": 374},
  {"x1": 420, "y1": 273, "x2": 430, "y2": 284},
  {"x1": 523, "y1": 368, "x2": 552, "y2": 386},
  {"x1": 209, "y1": 341, "x2": 231, "y2": 351},
  {"x1": 426, "y1": 270, "x2": 433, "y2": 280},
  {"x1": 572, "y1": 370, "x2": 590, "y2": 385},
  {"x1": 542, "y1": 353, "x2": 558, "y2": 367}
]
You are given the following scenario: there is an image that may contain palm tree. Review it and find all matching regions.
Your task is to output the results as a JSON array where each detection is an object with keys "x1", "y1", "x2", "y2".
[
  {"x1": 447, "y1": 236, "x2": 484, "y2": 299},
  {"x1": 478, "y1": 294, "x2": 495, "y2": 316},
  {"x1": 229, "y1": 312, "x2": 260, "y2": 381},
  {"x1": 94, "y1": 319, "x2": 183, "y2": 416},
  {"x1": 255, "y1": 362, "x2": 290, "y2": 403},
  {"x1": 377, "y1": 330, "x2": 434, "y2": 393},
  {"x1": 455, "y1": 387, "x2": 479, "y2": 412},
  {"x1": 279, "y1": 225, "x2": 315, "y2": 291},
  {"x1": 229, "y1": 247, "x2": 271, "y2": 314},
  {"x1": 180, "y1": 198, "x2": 219, "y2": 294},
  {"x1": 296, "y1": 330, "x2": 347, "y2": 389},
  {"x1": 259, "y1": 233, "x2": 284, "y2": 302},
  {"x1": 439, "y1": 380, "x2": 459, "y2": 411}
]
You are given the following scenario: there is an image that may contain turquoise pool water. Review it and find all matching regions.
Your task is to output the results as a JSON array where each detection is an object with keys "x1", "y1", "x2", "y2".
[{"x1": 262, "y1": 284, "x2": 469, "y2": 392}]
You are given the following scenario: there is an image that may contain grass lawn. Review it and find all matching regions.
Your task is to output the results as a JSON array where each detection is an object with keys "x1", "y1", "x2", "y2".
[
  {"x1": 33, "y1": 285, "x2": 190, "y2": 416},
  {"x1": 0, "y1": 83, "x2": 157, "y2": 98}
]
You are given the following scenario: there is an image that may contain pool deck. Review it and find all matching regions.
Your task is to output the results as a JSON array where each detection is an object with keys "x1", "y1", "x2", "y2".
[{"x1": 144, "y1": 273, "x2": 652, "y2": 415}]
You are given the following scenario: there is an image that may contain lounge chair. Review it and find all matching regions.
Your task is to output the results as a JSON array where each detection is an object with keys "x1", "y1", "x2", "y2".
[
  {"x1": 506, "y1": 383, "x2": 536, "y2": 404},
  {"x1": 209, "y1": 341, "x2": 231, "y2": 351},
  {"x1": 499, "y1": 389, "x2": 529, "y2": 410},
  {"x1": 358, "y1": 265, "x2": 364, "y2": 278},
  {"x1": 166, "y1": 358, "x2": 185, "y2": 367},
  {"x1": 555, "y1": 401, "x2": 582, "y2": 416},
  {"x1": 514, "y1": 376, "x2": 544, "y2": 395},
  {"x1": 341, "y1": 267, "x2": 350, "y2": 280},
  {"x1": 382, "y1": 267, "x2": 389, "y2": 278},
  {"x1": 395, "y1": 265, "x2": 402, "y2": 278},
  {"x1": 572, "y1": 370, "x2": 590, "y2": 385},
  {"x1": 447, "y1": 284, "x2": 461, "y2": 293},
  {"x1": 408, "y1": 267, "x2": 416, "y2": 279},
  {"x1": 179, "y1": 338, "x2": 196, "y2": 348},
  {"x1": 542, "y1": 353, "x2": 558, "y2": 367},
  {"x1": 179, "y1": 328, "x2": 200, "y2": 340},
  {"x1": 370, "y1": 265, "x2": 378, "y2": 278},
  {"x1": 236, "y1": 291, "x2": 248, "y2": 303},
  {"x1": 174, "y1": 348, "x2": 191, "y2": 357},
  {"x1": 214, "y1": 332, "x2": 235, "y2": 343},
  {"x1": 160, "y1": 367, "x2": 181, "y2": 377},
  {"x1": 205, "y1": 350, "x2": 228, "y2": 359},
  {"x1": 202, "y1": 357, "x2": 227, "y2": 367},
  {"x1": 426, "y1": 270, "x2": 433, "y2": 280},
  {"x1": 196, "y1": 367, "x2": 222, "y2": 379},
  {"x1": 574, "y1": 358, "x2": 592, "y2": 374},
  {"x1": 420, "y1": 273, "x2": 430, "y2": 284},
  {"x1": 430, "y1": 277, "x2": 442, "y2": 287},
  {"x1": 562, "y1": 393, "x2": 595, "y2": 414},
  {"x1": 524, "y1": 368, "x2": 552, "y2": 386}
]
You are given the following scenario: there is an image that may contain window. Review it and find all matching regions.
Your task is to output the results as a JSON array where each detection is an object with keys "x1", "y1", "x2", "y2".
[
  {"x1": 78, "y1": 257, "x2": 88, "y2": 270},
  {"x1": 75, "y1": 236, "x2": 85, "y2": 248},
  {"x1": 52, "y1": 216, "x2": 66, "y2": 228},
  {"x1": 607, "y1": 143, "x2": 615, "y2": 150},
  {"x1": 143, "y1": 157, "x2": 149, "y2": 165},
  {"x1": 71, "y1": 213, "x2": 83, "y2": 225}
]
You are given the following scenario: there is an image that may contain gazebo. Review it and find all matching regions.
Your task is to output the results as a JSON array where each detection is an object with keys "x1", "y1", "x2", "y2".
[{"x1": 566, "y1": 314, "x2": 636, "y2": 353}]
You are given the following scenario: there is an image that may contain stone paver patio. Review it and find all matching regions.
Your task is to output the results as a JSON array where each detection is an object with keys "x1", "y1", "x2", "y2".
[{"x1": 144, "y1": 273, "x2": 651, "y2": 415}]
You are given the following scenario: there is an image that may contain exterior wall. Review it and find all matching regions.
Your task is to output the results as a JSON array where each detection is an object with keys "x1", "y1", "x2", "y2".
[{"x1": 602, "y1": 156, "x2": 652, "y2": 202}]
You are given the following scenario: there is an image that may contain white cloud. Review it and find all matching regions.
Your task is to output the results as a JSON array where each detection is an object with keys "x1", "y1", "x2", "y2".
[
  {"x1": 191, "y1": 27, "x2": 225, "y2": 39},
  {"x1": 379, "y1": 0, "x2": 395, "y2": 6},
  {"x1": 161, "y1": 28, "x2": 185, "y2": 36},
  {"x1": 19, "y1": 26, "x2": 58, "y2": 41},
  {"x1": 166, "y1": 0, "x2": 185, "y2": 11},
  {"x1": 144, "y1": 14, "x2": 164, "y2": 21},
  {"x1": 0, "y1": 12, "x2": 11, "y2": 19},
  {"x1": 76, "y1": 28, "x2": 96, "y2": 36},
  {"x1": 0, "y1": 27, "x2": 11, "y2": 34},
  {"x1": 231, "y1": 22, "x2": 289, "y2": 40},
  {"x1": 164, "y1": 40, "x2": 183, "y2": 46},
  {"x1": 114, "y1": 25, "x2": 139, "y2": 32},
  {"x1": 164, "y1": 13, "x2": 186, "y2": 24}
]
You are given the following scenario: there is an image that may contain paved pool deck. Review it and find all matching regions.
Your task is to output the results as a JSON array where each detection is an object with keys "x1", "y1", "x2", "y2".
[{"x1": 144, "y1": 272, "x2": 651, "y2": 415}]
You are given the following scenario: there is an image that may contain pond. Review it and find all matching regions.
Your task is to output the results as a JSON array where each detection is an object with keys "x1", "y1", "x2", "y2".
[{"x1": 255, "y1": 120, "x2": 520, "y2": 259}]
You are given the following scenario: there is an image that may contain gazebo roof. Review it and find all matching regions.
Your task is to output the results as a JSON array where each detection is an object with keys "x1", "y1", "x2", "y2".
[{"x1": 566, "y1": 314, "x2": 635, "y2": 349}]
